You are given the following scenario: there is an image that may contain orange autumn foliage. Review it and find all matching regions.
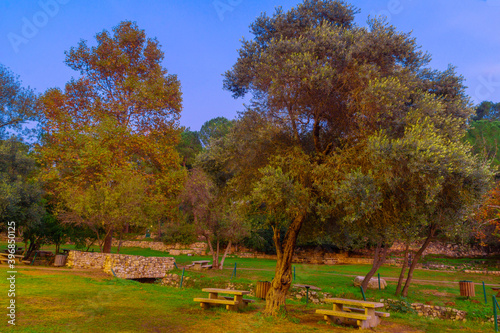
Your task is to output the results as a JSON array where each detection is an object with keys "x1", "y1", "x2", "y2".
[{"x1": 35, "y1": 21, "x2": 185, "y2": 250}]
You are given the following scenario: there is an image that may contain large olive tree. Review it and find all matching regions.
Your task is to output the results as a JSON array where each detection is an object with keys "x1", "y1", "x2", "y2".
[{"x1": 218, "y1": 0, "x2": 491, "y2": 315}]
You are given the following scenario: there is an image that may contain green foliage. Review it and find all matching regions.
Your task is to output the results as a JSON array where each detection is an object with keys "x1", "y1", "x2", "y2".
[
  {"x1": 243, "y1": 226, "x2": 287, "y2": 254},
  {"x1": 0, "y1": 138, "x2": 44, "y2": 227},
  {"x1": 473, "y1": 101, "x2": 500, "y2": 121},
  {"x1": 465, "y1": 120, "x2": 500, "y2": 169},
  {"x1": 0, "y1": 64, "x2": 38, "y2": 139},
  {"x1": 177, "y1": 129, "x2": 203, "y2": 169},
  {"x1": 219, "y1": 0, "x2": 492, "y2": 307},
  {"x1": 385, "y1": 298, "x2": 415, "y2": 314},
  {"x1": 161, "y1": 221, "x2": 197, "y2": 245},
  {"x1": 199, "y1": 117, "x2": 233, "y2": 147}
]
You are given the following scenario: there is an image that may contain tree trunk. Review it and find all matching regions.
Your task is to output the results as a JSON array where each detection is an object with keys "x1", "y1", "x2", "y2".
[
  {"x1": 117, "y1": 232, "x2": 123, "y2": 254},
  {"x1": 215, "y1": 239, "x2": 220, "y2": 268},
  {"x1": 219, "y1": 241, "x2": 232, "y2": 269},
  {"x1": 395, "y1": 242, "x2": 410, "y2": 296},
  {"x1": 265, "y1": 214, "x2": 305, "y2": 316},
  {"x1": 361, "y1": 241, "x2": 390, "y2": 291},
  {"x1": 401, "y1": 226, "x2": 436, "y2": 297},
  {"x1": 209, "y1": 237, "x2": 220, "y2": 269},
  {"x1": 85, "y1": 238, "x2": 96, "y2": 252},
  {"x1": 24, "y1": 237, "x2": 41, "y2": 260},
  {"x1": 102, "y1": 227, "x2": 114, "y2": 253},
  {"x1": 55, "y1": 243, "x2": 60, "y2": 255}
]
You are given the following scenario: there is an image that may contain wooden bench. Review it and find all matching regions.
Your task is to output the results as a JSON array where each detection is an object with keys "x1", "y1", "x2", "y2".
[
  {"x1": 193, "y1": 298, "x2": 239, "y2": 310},
  {"x1": 492, "y1": 288, "x2": 500, "y2": 297},
  {"x1": 194, "y1": 288, "x2": 251, "y2": 311},
  {"x1": 219, "y1": 295, "x2": 255, "y2": 306},
  {"x1": 0, "y1": 253, "x2": 23, "y2": 264},
  {"x1": 345, "y1": 307, "x2": 390, "y2": 319},
  {"x1": 317, "y1": 298, "x2": 387, "y2": 329}
]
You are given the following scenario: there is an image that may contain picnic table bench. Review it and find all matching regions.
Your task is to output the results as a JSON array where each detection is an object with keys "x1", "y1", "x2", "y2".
[
  {"x1": 191, "y1": 260, "x2": 211, "y2": 270},
  {"x1": 0, "y1": 253, "x2": 23, "y2": 264},
  {"x1": 194, "y1": 288, "x2": 254, "y2": 311},
  {"x1": 316, "y1": 298, "x2": 389, "y2": 329},
  {"x1": 492, "y1": 287, "x2": 500, "y2": 297}
]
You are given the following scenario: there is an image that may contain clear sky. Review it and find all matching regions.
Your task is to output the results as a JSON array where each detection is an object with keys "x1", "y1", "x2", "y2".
[{"x1": 1, "y1": 0, "x2": 499, "y2": 131}]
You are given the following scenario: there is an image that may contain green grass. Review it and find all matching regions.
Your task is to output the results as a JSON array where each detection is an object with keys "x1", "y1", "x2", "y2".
[{"x1": 1, "y1": 241, "x2": 499, "y2": 332}]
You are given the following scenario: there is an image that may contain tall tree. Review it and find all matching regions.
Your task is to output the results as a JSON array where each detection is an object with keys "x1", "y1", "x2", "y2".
[
  {"x1": 0, "y1": 138, "x2": 46, "y2": 258},
  {"x1": 473, "y1": 101, "x2": 500, "y2": 121},
  {"x1": 0, "y1": 64, "x2": 37, "y2": 139},
  {"x1": 466, "y1": 120, "x2": 500, "y2": 172},
  {"x1": 180, "y1": 168, "x2": 248, "y2": 269},
  {"x1": 0, "y1": 138, "x2": 44, "y2": 228},
  {"x1": 199, "y1": 117, "x2": 233, "y2": 147},
  {"x1": 176, "y1": 129, "x2": 202, "y2": 169},
  {"x1": 476, "y1": 182, "x2": 500, "y2": 245},
  {"x1": 222, "y1": 0, "x2": 488, "y2": 315},
  {"x1": 37, "y1": 21, "x2": 185, "y2": 252}
]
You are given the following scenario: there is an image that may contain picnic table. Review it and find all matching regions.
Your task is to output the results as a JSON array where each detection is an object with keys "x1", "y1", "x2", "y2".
[
  {"x1": 194, "y1": 288, "x2": 254, "y2": 311},
  {"x1": 191, "y1": 260, "x2": 211, "y2": 270},
  {"x1": 0, "y1": 253, "x2": 23, "y2": 264},
  {"x1": 35, "y1": 250, "x2": 54, "y2": 257},
  {"x1": 316, "y1": 298, "x2": 389, "y2": 329},
  {"x1": 492, "y1": 287, "x2": 500, "y2": 297}
]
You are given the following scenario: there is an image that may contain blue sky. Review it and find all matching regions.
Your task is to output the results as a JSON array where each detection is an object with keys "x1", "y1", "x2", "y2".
[{"x1": 1, "y1": 0, "x2": 499, "y2": 131}]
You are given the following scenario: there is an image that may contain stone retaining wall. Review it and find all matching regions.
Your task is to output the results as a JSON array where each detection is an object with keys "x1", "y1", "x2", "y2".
[
  {"x1": 112, "y1": 240, "x2": 207, "y2": 255},
  {"x1": 411, "y1": 303, "x2": 467, "y2": 321},
  {"x1": 66, "y1": 251, "x2": 175, "y2": 279},
  {"x1": 383, "y1": 299, "x2": 467, "y2": 321},
  {"x1": 106, "y1": 238, "x2": 497, "y2": 267}
]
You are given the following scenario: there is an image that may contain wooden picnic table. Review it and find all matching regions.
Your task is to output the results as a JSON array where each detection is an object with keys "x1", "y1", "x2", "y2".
[
  {"x1": 194, "y1": 288, "x2": 254, "y2": 311},
  {"x1": 317, "y1": 298, "x2": 389, "y2": 329}
]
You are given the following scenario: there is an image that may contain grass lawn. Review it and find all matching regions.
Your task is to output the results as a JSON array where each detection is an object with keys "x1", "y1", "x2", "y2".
[{"x1": 0, "y1": 242, "x2": 498, "y2": 332}]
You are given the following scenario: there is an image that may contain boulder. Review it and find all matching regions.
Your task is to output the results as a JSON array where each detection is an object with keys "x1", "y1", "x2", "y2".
[{"x1": 353, "y1": 276, "x2": 387, "y2": 290}]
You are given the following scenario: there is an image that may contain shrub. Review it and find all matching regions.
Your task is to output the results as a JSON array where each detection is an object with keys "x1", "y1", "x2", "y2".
[{"x1": 161, "y1": 222, "x2": 197, "y2": 245}]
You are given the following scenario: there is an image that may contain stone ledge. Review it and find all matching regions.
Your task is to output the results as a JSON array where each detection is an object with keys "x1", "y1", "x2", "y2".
[{"x1": 66, "y1": 251, "x2": 175, "y2": 279}]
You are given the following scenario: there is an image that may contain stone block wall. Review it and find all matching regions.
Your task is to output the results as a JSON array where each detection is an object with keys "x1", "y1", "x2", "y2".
[
  {"x1": 66, "y1": 251, "x2": 108, "y2": 269},
  {"x1": 66, "y1": 251, "x2": 175, "y2": 279},
  {"x1": 111, "y1": 240, "x2": 207, "y2": 255}
]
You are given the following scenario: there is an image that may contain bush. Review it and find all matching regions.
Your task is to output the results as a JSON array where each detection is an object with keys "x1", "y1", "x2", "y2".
[
  {"x1": 386, "y1": 298, "x2": 416, "y2": 314},
  {"x1": 161, "y1": 222, "x2": 197, "y2": 245}
]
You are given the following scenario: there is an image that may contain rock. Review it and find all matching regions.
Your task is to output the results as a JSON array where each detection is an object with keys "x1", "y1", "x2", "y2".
[{"x1": 353, "y1": 276, "x2": 387, "y2": 290}]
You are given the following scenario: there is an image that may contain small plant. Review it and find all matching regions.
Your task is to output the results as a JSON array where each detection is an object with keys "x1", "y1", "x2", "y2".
[{"x1": 386, "y1": 298, "x2": 416, "y2": 314}]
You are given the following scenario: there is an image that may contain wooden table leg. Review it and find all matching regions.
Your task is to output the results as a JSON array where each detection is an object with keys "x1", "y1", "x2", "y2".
[{"x1": 209, "y1": 292, "x2": 218, "y2": 299}]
